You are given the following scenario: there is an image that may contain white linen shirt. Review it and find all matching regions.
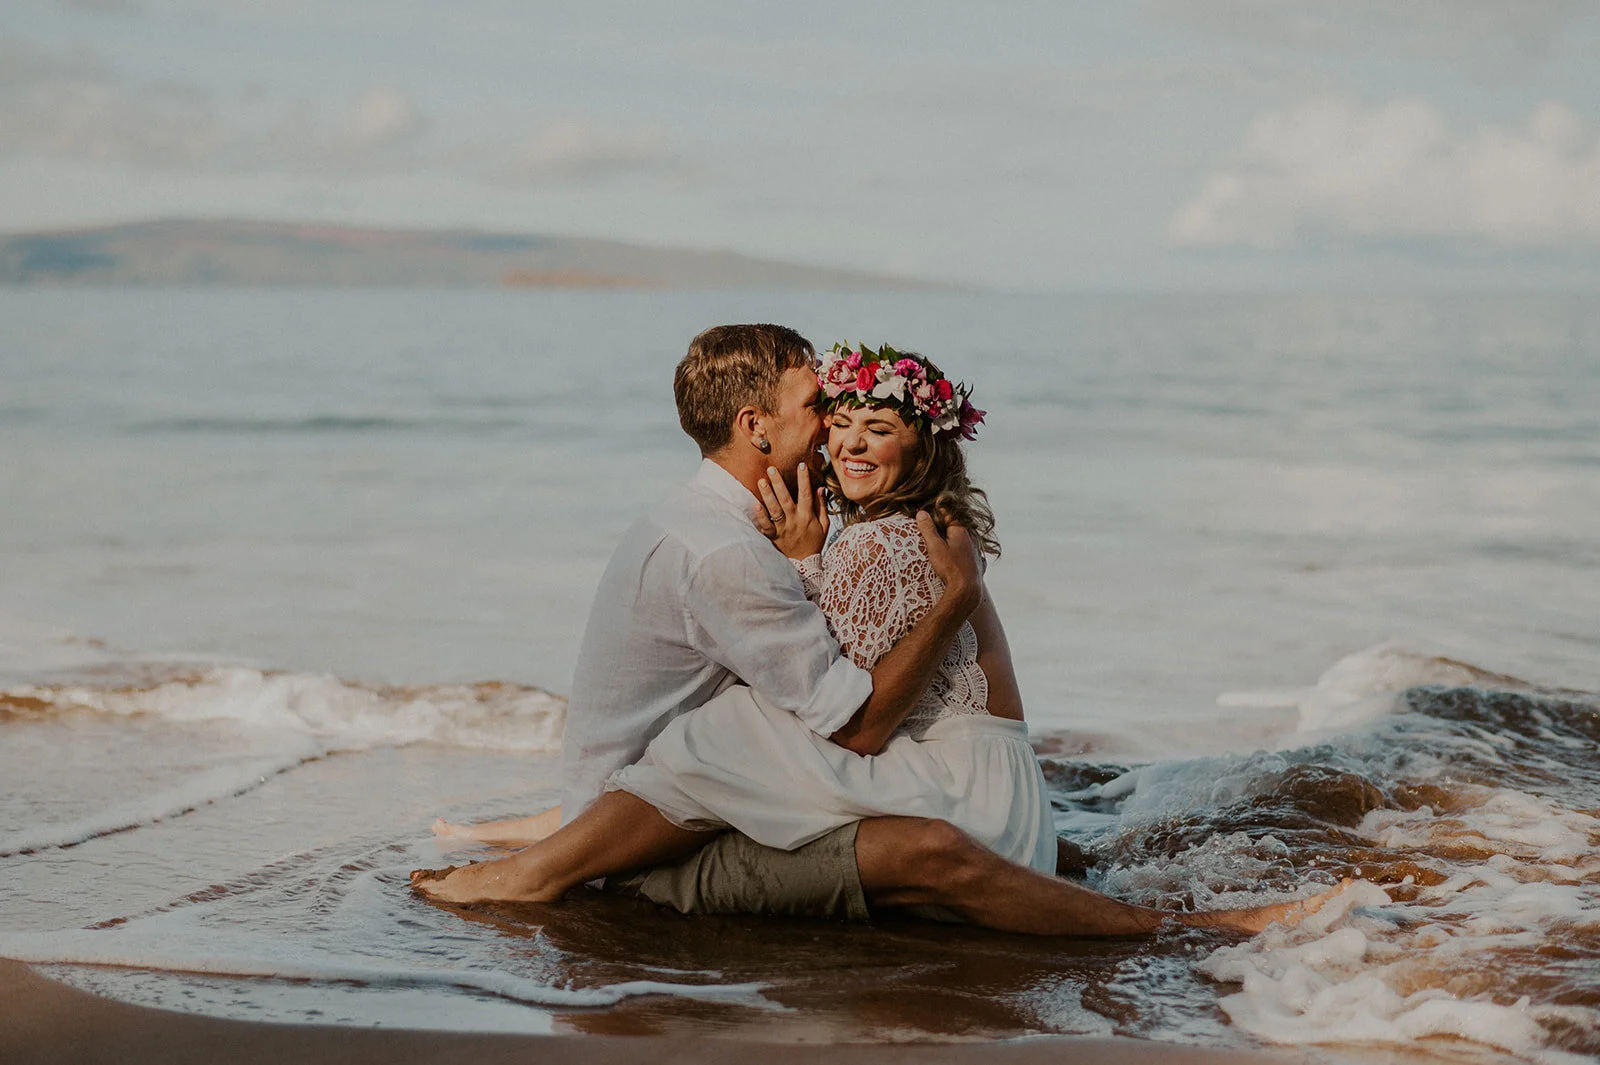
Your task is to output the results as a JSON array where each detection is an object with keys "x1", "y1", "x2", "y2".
[{"x1": 560, "y1": 458, "x2": 874, "y2": 820}]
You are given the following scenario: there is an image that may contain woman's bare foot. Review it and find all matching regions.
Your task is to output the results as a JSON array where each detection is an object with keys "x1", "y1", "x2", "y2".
[
  {"x1": 430, "y1": 807, "x2": 562, "y2": 846},
  {"x1": 431, "y1": 818, "x2": 488, "y2": 842},
  {"x1": 1182, "y1": 879, "x2": 1355, "y2": 935}
]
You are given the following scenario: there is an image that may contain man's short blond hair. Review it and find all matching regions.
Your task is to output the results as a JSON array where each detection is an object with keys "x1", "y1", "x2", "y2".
[{"x1": 674, "y1": 324, "x2": 816, "y2": 455}]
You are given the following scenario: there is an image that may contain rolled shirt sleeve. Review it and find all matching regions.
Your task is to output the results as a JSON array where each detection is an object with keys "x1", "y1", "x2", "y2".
[{"x1": 683, "y1": 542, "x2": 872, "y2": 738}]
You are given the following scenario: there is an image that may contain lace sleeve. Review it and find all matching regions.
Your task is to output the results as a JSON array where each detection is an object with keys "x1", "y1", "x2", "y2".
[
  {"x1": 815, "y1": 520, "x2": 939, "y2": 673},
  {"x1": 792, "y1": 553, "x2": 824, "y2": 601}
]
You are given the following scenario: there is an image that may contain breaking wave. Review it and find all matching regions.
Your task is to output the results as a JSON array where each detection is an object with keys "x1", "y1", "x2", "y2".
[
  {"x1": 1049, "y1": 646, "x2": 1600, "y2": 1059},
  {"x1": 1, "y1": 666, "x2": 566, "y2": 752}
]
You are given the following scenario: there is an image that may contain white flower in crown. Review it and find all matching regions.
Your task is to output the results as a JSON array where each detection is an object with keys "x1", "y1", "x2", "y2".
[{"x1": 870, "y1": 371, "x2": 909, "y2": 401}]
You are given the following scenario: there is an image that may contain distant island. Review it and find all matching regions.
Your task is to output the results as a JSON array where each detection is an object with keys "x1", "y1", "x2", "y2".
[{"x1": 0, "y1": 219, "x2": 935, "y2": 290}]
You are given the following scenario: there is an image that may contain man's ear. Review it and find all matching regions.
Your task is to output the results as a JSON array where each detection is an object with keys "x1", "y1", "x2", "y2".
[{"x1": 733, "y1": 405, "x2": 765, "y2": 449}]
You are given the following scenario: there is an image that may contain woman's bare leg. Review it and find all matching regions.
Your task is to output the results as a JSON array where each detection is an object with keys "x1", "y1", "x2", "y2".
[
  {"x1": 433, "y1": 805, "x2": 562, "y2": 845},
  {"x1": 410, "y1": 791, "x2": 712, "y2": 904}
]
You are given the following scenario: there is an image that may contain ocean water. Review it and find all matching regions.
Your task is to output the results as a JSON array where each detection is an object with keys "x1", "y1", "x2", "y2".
[{"x1": 2, "y1": 289, "x2": 1598, "y2": 1059}]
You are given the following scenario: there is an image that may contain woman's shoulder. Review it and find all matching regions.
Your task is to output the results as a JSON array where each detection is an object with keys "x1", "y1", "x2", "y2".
[
  {"x1": 832, "y1": 513, "x2": 924, "y2": 554},
  {"x1": 874, "y1": 512, "x2": 923, "y2": 537}
]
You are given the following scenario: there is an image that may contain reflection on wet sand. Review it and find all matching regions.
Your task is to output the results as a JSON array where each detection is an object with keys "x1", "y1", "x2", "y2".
[{"x1": 434, "y1": 888, "x2": 1243, "y2": 1044}]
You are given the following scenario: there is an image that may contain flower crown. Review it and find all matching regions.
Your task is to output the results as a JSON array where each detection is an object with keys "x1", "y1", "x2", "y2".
[{"x1": 816, "y1": 342, "x2": 985, "y2": 441}]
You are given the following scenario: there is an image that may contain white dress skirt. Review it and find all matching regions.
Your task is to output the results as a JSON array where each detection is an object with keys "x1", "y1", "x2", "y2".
[
  {"x1": 609, "y1": 684, "x2": 1058, "y2": 874},
  {"x1": 608, "y1": 514, "x2": 1058, "y2": 877}
]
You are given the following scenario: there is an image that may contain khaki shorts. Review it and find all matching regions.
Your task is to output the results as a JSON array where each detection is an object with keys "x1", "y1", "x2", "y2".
[{"x1": 603, "y1": 822, "x2": 868, "y2": 921}]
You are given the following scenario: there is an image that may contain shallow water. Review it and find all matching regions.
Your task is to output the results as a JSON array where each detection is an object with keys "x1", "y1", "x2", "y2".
[
  {"x1": 3, "y1": 290, "x2": 1598, "y2": 1061},
  {"x1": 3, "y1": 658, "x2": 1596, "y2": 1059}
]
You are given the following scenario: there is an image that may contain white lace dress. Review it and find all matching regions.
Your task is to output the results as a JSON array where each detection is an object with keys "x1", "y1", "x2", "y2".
[{"x1": 608, "y1": 514, "x2": 1058, "y2": 875}]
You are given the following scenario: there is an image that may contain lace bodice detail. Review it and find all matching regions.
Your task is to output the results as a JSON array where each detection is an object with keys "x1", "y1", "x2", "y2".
[{"x1": 794, "y1": 514, "x2": 988, "y2": 739}]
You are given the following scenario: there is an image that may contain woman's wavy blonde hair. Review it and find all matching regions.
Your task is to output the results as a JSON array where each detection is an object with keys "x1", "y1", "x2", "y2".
[{"x1": 821, "y1": 353, "x2": 1000, "y2": 558}]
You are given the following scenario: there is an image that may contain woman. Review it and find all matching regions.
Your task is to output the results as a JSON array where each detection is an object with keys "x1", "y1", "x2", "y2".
[{"x1": 413, "y1": 345, "x2": 1333, "y2": 931}]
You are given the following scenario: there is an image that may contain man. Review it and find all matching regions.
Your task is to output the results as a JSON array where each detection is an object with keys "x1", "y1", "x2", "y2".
[{"x1": 418, "y1": 325, "x2": 1325, "y2": 935}]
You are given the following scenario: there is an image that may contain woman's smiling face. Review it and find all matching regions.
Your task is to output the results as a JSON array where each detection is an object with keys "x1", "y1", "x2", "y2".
[{"x1": 828, "y1": 404, "x2": 921, "y2": 504}]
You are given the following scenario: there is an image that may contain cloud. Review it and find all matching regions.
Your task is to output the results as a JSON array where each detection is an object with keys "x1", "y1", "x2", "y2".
[
  {"x1": 0, "y1": 36, "x2": 677, "y2": 189},
  {"x1": 491, "y1": 120, "x2": 677, "y2": 184},
  {"x1": 1151, "y1": 0, "x2": 1585, "y2": 70},
  {"x1": 0, "y1": 36, "x2": 222, "y2": 165},
  {"x1": 0, "y1": 37, "x2": 425, "y2": 173},
  {"x1": 250, "y1": 86, "x2": 427, "y2": 173},
  {"x1": 58, "y1": 0, "x2": 140, "y2": 13},
  {"x1": 344, "y1": 87, "x2": 422, "y2": 148},
  {"x1": 1171, "y1": 97, "x2": 1600, "y2": 249}
]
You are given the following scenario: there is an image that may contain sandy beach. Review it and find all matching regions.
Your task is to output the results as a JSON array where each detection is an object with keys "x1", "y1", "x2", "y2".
[{"x1": 2, "y1": 958, "x2": 1339, "y2": 1065}]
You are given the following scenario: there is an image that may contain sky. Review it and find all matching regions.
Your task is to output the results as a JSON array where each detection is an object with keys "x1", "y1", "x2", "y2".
[{"x1": 3, "y1": 0, "x2": 1600, "y2": 290}]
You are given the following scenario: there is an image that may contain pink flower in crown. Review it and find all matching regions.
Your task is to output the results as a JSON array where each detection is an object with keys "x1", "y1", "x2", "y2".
[
  {"x1": 844, "y1": 351, "x2": 863, "y2": 371},
  {"x1": 934, "y1": 378, "x2": 954, "y2": 402},
  {"x1": 924, "y1": 399, "x2": 945, "y2": 419},
  {"x1": 855, "y1": 365, "x2": 877, "y2": 392},
  {"x1": 914, "y1": 380, "x2": 934, "y2": 403},
  {"x1": 894, "y1": 358, "x2": 922, "y2": 380}
]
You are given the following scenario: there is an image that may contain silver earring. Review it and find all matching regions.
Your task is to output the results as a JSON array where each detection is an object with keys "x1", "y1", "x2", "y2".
[{"x1": 756, "y1": 438, "x2": 771, "y2": 454}]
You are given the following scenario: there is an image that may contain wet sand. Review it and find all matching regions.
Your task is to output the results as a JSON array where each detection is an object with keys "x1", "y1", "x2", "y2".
[{"x1": 1, "y1": 958, "x2": 1326, "y2": 1065}]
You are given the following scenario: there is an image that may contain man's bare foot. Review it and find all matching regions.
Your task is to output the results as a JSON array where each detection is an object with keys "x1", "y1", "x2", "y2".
[
  {"x1": 409, "y1": 862, "x2": 474, "y2": 902},
  {"x1": 409, "y1": 854, "x2": 560, "y2": 905},
  {"x1": 1182, "y1": 879, "x2": 1355, "y2": 935},
  {"x1": 410, "y1": 860, "x2": 505, "y2": 904}
]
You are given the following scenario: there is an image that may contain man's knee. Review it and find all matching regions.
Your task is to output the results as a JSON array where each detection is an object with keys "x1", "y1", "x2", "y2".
[{"x1": 858, "y1": 817, "x2": 991, "y2": 898}]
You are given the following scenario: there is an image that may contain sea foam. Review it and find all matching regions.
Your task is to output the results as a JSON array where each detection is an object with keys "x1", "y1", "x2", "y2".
[
  {"x1": 0, "y1": 737, "x2": 325, "y2": 856},
  {"x1": 1192, "y1": 795, "x2": 1600, "y2": 1060},
  {"x1": 3, "y1": 666, "x2": 566, "y2": 752},
  {"x1": 0, "y1": 928, "x2": 773, "y2": 1010},
  {"x1": 1198, "y1": 881, "x2": 1576, "y2": 1059}
]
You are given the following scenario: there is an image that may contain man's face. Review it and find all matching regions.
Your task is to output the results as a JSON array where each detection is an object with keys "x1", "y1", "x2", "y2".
[{"x1": 763, "y1": 366, "x2": 826, "y2": 491}]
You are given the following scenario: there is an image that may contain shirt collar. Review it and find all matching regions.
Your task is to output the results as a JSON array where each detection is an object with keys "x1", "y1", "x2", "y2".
[{"x1": 692, "y1": 457, "x2": 758, "y2": 515}]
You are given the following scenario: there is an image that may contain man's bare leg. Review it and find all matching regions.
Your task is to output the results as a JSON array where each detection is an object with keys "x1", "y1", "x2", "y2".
[
  {"x1": 433, "y1": 805, "x2": 562, "y2": 845},
  {"x1": 410, "y1": 792, "x2": 711, "y2": 904},
  {"x1": 857, "y1": 817, "x2": 1345, "y2": 936}
]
